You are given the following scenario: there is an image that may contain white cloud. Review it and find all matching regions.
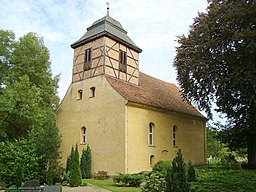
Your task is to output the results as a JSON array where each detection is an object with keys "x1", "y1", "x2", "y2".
[{"x1": 0, "y1": 0, "x2": 208, "y2": 101}]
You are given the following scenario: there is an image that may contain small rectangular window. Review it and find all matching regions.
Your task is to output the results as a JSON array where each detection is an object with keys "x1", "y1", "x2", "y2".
[
  {"x1": 90, "y1": 87, "x2": 95, "y2": 98},
  {"x1": 173, "y1": 126, "x2": 177, "y2": 146},
  {"x1": 119, "y1": 50, "x2": 127, "y2": 73},
  {"x1": 84, "y1": 48, "x2": 92, "y2": 71},
  {"x1": 77, "y1": 89, "x2": 83, "y2": 100}
]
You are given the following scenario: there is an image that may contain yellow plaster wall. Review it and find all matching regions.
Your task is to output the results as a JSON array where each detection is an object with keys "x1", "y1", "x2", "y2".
[
  {"x1": 56, "y1": 75, "x2": 127, "y2": 175},
  {"x1": 125, "y1": 104, "x2": 207, "y2": 173}
]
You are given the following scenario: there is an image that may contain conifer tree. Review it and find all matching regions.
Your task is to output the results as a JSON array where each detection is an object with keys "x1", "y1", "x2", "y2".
[
  {"x1": 187, "y1": 160, "x2": 196, "y2": 182},
  {"x1": 167, "y1": 149, "x2": 189, "y2": 192},
  {"x1": 70, "y1": 145, "x2": 82, "y2": 187},
  {"x1": 66, "y1": 155, "x2": 71, "y2": 173},
  {"x1": 80, "y1": 148, "x2": 86, "y2": 179},
  {"x1": 85, "y1": 145, "x2": 92, "y2": 178},
  {"x1": 166, "y1": 166, "x2": 172, "y2": 192}
]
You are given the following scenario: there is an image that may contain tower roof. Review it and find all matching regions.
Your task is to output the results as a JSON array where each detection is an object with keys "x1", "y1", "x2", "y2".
[{"x1": 71, "y1": 14, "x2": 142, "y2": 53}]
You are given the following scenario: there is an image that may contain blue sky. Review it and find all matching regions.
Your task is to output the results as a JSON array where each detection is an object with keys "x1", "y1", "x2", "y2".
[{"x1": 0, "y1": 0, "x2": 223, "y2": 122}]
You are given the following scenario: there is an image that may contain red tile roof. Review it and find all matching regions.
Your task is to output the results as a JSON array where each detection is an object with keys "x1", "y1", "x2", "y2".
[{"x1": 106, "y1": 72, "x2": 206, "y2": 119}]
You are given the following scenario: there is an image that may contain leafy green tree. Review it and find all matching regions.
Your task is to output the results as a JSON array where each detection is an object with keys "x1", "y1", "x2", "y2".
[
  {"x1": 0, "y1": 29, "x2": 15, "y2": 87},
  {"x1": 85, "y1": 145, "x2": 92, "y2": 178},
  {"x1": 207, "y1": 124, "x2": 226, "y2": 159},
  {"x1": 0, "y1": 30, "x2": 61, "y2": 183},
  {"x1": 70, "y1": 144, "x2": 82, "y2": 187},
  {"x1": 173, "y1": 0, "x2": 256, "y2": 163}
]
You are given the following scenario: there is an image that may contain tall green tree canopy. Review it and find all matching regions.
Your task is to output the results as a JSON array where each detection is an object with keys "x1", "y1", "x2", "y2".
[
  {"x1": 0, "y1": 29, "x2": 59, "y2": 140},
  {"x1": 173, "y1": 0, "x2": 256, "y2": 163},
  {"x1": 0, "y1": 29, "x2": 61, "y2": 184}
]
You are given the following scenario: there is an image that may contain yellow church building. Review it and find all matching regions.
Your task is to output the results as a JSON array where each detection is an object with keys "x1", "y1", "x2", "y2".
[{"x1": 56, "y1": 11, "x2": 207, "y2": 175}]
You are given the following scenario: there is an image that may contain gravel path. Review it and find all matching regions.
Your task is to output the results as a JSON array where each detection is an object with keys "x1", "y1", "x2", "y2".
[{"x1": 62, "y1": 184, "x2": 111, "y2": 192}]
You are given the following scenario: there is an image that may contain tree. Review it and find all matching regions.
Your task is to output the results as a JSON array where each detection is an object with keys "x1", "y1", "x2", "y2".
[
  {"x1": 80, "y1": 148, "x2": 86, "y2": 179},
  {"x1": 70, "y1": 144, "x2": 82, "y2": 187},
  {"x1": 173, "y1": 0, "x2": 256, "y2": 163},
  {"x1": 187, "y1": 160, "x2": 196, "y2": 182},
  {"x1": 85, "y1": 145, "x2": 92, "y2": 178},
  {"x1": 167, "y1": 149, "x2": 189, "y2": 192},
  {"x1": 0, "y1": 31, "x2": 59, "y2": 141},
  {"x1": 0, "y1": 30, "x2": 61, "y2": 183},
  {"x1": 207, "y1": 124, "x2": 227, "y2": 159}
]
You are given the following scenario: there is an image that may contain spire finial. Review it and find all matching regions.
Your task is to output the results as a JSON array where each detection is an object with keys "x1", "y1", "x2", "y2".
[{"x1": 106, "y1": 2, "x2": 110, "y2": 15}]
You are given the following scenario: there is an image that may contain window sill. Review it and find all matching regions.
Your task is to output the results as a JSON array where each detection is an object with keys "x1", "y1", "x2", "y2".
[
  {"x1": 148, "y1": 145, "x2": 156, "y2": 148},
  {"x1": 80, "y1": 142, "x2": 87, "y2": 145},
  {"x1": 172, "y1": 145, "x2": 179, "y2": 148}
]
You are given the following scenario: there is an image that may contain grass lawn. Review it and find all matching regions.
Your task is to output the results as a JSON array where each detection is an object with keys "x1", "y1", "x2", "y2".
[
  {"x1": 86, "y1": 169, "x2": 256, "y2": 192},
  {"x1": 85, "y1": 178, "x2": 141, "y2": 192},
  {"x1": 191, "y1": 169, "x2": 256, "y2": 192}
]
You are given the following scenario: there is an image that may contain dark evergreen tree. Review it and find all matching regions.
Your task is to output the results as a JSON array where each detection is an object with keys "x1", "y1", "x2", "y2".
[
  {"x1": 85, "y1": 145, "x2": 92, "y2": 178},
  {"x1": 168, "y1": 149, "x2": 189, "y2": 192},
  {"x1": 80, "y1": 148, "x2": 86, "y2": 179},
  {"x1": 187, "y1": 160, "x2": 196, "y2": 182},
  {"x1": 66, "y1": 155, "x2": 71, "y2": 173},
  {"x1": 70, "y1": 144, "x2": 82, "y2": 187},
  {"x1": 165, "y1": 166, "x2": 172, "y2": 192}
]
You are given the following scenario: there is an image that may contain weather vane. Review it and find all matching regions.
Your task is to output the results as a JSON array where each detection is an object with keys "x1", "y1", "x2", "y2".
[{"x1": 106, "y1": 2, "x2": 110, "y2": 15}]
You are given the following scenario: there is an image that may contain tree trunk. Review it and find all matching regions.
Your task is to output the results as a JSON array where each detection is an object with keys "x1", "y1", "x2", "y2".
[{"x1": 247, "y1": 133, "x2": 256, "y2": 164}]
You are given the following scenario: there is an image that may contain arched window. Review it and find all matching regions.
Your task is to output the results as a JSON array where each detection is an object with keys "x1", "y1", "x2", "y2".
[
  {"x1": 90, "y1": 87, "x2": 95, "y2": 97},
  {"x1": 77, "y1": 89, "x2": 83, "y2": 100},
  {"x1": 150, "y1": 155, "x2": 155, "y2": 167},
  {"x1": 173, "y1": 125, "x2": 177, "y2": 146},
  {"x1": 82, "y1": 126, "x2": 87, "y2": 144},
  {"x1": 148, "y1": 122, "x2": 155, "y2": 146}
]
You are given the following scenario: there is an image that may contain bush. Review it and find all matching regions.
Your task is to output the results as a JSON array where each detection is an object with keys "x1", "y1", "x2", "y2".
[
  {"x1": 0, "y1": 140, "x2": 41, "y2": 187},
  {"x1": 141, "y1": 172, "x2": 166, "y2": 192},
  {"x1": 113, "y1": 173, "x2": 144, "y2": 187},
  {"x1": 242, "y1": 162, "x2": 256, "y2": 170},
  {"x1": 152, "y1": 160, "x2": 172, "y2": 176}
]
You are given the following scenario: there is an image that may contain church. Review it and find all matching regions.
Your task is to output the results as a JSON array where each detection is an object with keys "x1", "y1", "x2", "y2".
[{"x1": 56, "y1": 9, "x2": 207, "y2": 175}]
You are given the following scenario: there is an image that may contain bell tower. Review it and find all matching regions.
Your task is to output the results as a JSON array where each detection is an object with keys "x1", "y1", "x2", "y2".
[{"x1": 70, "y1": 9, "x2": 142, "y2": 85}]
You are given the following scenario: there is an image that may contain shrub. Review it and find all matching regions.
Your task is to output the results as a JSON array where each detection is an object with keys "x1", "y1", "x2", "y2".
[
  {"x1": 187, "y1": 160, "x2": 196, "y2": 182},
  {"x1": 141, "y1": 172, "x2": 166, "y2": 192},
  {"x1": 152, "y1": 160, "x2": 172, "y2": 176},
  {"x1": 242, "y1": 162, "x2": 256, "y2": 170},
  {"x1": 113, "y1": 173, "x2": 144, "y2": 187}
]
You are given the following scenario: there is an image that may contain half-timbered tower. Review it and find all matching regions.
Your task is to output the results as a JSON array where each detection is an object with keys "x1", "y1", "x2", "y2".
[
  {"x1": 71, "y1": 11, "x2": 142, "y2": 85},
  {"x1": 56, "y1": 12, "x2": 207, "y2": 175}
]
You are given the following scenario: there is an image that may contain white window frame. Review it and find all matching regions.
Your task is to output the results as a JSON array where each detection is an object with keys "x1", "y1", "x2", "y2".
[
  {"x1": 82, "y1": 127, "x2": 87, "y2": 144},
  {"x1": 148, "y1": 122, "x2": 155, "y2": 146}
]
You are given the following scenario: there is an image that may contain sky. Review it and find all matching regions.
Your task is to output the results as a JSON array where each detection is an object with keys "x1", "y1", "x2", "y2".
[{"x1": 0, "y1": 0, "x2": 219, "y2": 121}]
